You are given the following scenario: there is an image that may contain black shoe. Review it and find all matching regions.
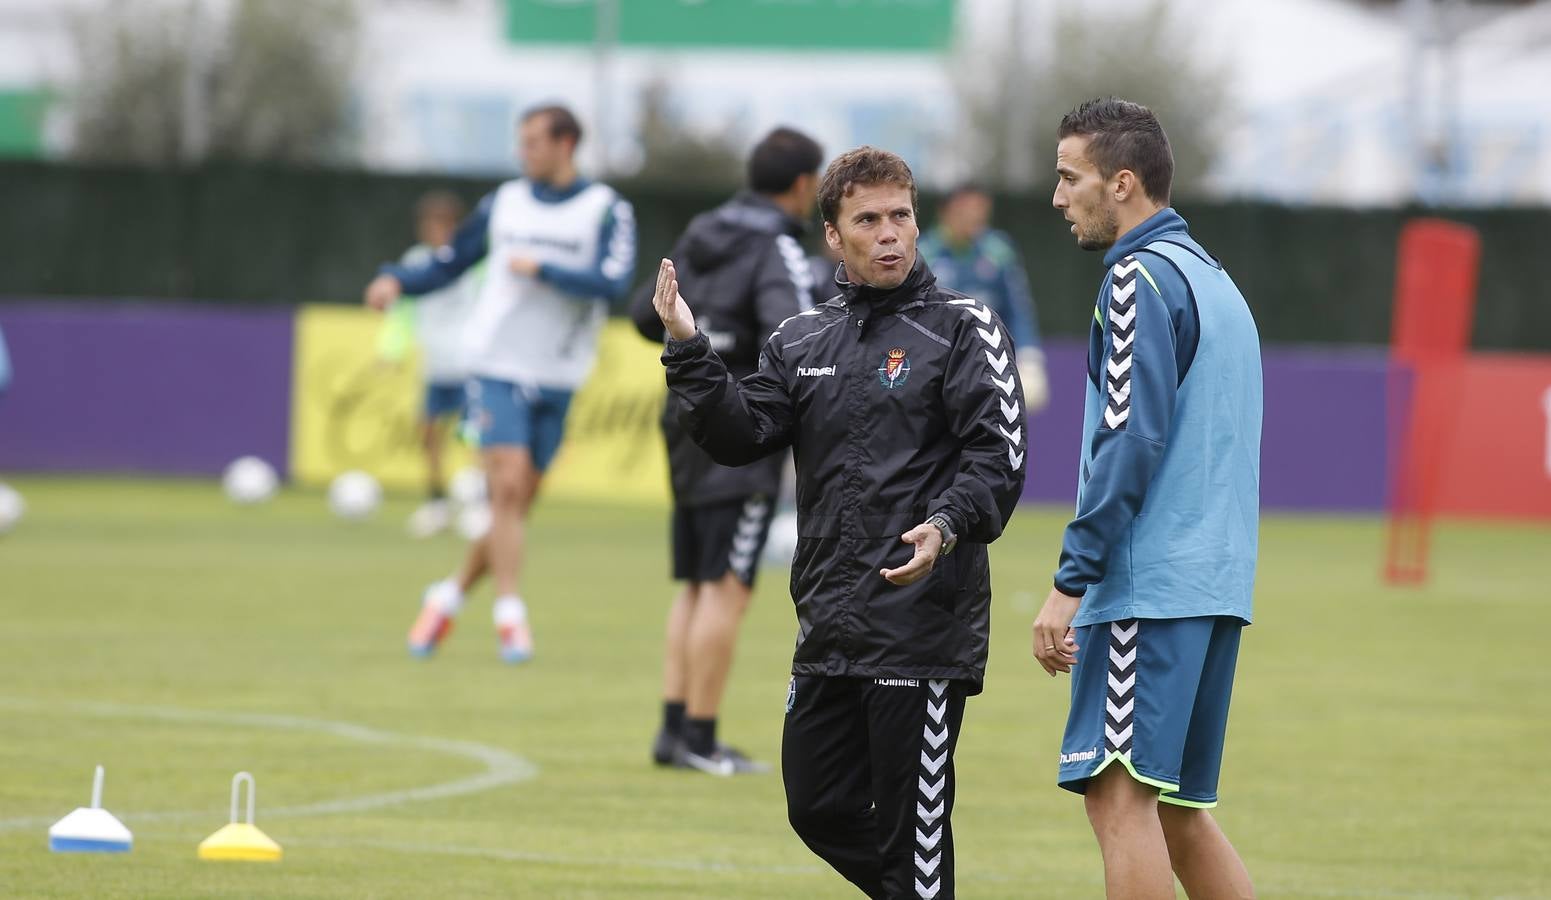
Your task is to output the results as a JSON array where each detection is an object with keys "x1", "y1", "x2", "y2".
[
  {"x1": 682, "y1": 743, "x2": 771, "y2": 776},
  {"x1": 651, "y1": 728, "x2": 683, "y2": 766}
]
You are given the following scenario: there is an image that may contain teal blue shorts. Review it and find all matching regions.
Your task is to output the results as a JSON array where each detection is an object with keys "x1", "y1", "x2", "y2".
[
  {"x1": 1057, "y1": 615, "x2": 1243, "y2": 807},
  {"x1": 423, "y1": 381, "x2": 467, "y2": 420},
  {"x1": 466, "y1": 378, "x2": 573, "y2": 472}
]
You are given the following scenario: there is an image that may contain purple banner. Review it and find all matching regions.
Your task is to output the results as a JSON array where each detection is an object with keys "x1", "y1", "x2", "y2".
[
  {"x1": 0, "y1": 301, "x2": 294, "y2": 476},
  {"x1": 1022, "y1": 339, "x2": 1388, "y2": 512},
  {"x1": 0, "y1": 302, "x2": 1389, "y2": 511}
]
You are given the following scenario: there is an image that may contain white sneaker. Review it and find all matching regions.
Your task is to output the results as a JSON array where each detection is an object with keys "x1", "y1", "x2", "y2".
[{"x1": 407, "y1": 500, "x2": 452, "y2": 538}]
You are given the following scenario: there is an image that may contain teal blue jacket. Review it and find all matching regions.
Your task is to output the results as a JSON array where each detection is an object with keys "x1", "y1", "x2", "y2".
[{"x1": 1054, "y1": 209, "x2": 1263, "y2": 625}]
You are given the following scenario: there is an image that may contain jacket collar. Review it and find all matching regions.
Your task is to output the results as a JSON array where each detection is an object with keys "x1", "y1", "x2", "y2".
[
  {"x1": 1102, "y1": 207, "x2": 1189, "y2": 268},
  {"x1": 837, "y1": 256, "x2": 937, "y2": 315},
  {"x1": 719, "y1": 190, "x2": 807, "y2": 237}
]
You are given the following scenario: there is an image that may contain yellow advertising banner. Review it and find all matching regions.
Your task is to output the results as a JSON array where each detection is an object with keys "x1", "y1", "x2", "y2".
[{"x1": 288, "y1": 305, "x2": 669, "y2": 506}]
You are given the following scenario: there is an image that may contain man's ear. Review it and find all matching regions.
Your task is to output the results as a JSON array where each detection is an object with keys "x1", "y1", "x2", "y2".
[
  {"x1": 824, "y1": 222, "x2": 842, "y2": 253},
  {"x1": 1112, "y1": 169, "x2": 1138, "y2": 204}
]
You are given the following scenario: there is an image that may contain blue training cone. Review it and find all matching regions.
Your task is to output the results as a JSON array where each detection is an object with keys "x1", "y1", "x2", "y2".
[
  {"x1": 198, "y1": 772, "x2": 282, "y2": 862},
  {"x1": 49, "y1": 765, "x2": 133, "y2": 853}
]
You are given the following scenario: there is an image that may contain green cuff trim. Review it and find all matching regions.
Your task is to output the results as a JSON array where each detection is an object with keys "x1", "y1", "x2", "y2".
[
  {"x1": 1091, "y1": 752, "x2": 1180, "y2": 795},
  {"x1": 1159, "y1": 794, "x2": 1218, "y2": 810}
]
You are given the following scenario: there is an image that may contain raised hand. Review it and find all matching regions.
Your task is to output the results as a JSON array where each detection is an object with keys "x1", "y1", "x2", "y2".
[{"x1": 653, "y1": 258, "x2": 697, "y2": 341}]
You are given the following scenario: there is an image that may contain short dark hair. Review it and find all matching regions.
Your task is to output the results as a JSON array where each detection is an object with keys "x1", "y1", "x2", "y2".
[
  {"x1": 941, "y1": 182, "x2": 990, "y2": 207},
  {"x1": 416, "y1": 189, "x2": 465, "y2": 222},
  {"x1": 818, "y1": 146, "x2": 917, "y2": 224},
  {"x1": 747, "y1": 127, "x2": 824, "y2": 194},
  {"x1": 521, "y1": 103, "x2": 583, "y2": 147},
  {"x1": 1057, "y1": 98, "x2": 1173, "y2": 204}
]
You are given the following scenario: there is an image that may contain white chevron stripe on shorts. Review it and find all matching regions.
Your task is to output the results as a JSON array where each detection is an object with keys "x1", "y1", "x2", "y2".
[
  {"x1": 1105, "y1": 620, "x2": 1138, "y2": 756},
  {"x1": 726, "y1": 495, "x2": 771, "y2": 581}
]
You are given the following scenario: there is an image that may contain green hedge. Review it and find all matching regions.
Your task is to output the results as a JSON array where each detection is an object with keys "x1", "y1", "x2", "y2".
[{"x1": 1, "y1": 161, "x2": 1545, "y2": 349}]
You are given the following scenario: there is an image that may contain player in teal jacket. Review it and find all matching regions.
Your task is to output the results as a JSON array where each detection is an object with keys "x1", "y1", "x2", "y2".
[
  {"x1": 1034, "y1": 98, "x2": 1263, "y2": 900},
  {"x1": 919, "y1": 184, "x2": 1049, "y2": 410}
]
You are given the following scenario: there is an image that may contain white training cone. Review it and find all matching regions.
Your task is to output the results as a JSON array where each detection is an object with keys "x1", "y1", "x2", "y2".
[
  {"x1": 198, "y1": 772, "x2": 282, "y2": 862},
  {"x1": 48, "y1": 765, "x2": 132, "y2": 853}
]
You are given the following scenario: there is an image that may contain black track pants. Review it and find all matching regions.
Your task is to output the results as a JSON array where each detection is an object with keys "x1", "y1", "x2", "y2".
[{"x1": 782, "y1": 675, "x2": 968, "y2": 900}]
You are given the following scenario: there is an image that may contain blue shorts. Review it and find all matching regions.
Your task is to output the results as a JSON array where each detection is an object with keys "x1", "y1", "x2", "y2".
[
  {"x1": 1058, "y1": 615, "x2": 1243, "y2": 808},
  {"x1": 465, "y1": 377, "x2": 574, "y2": 472},
  {"x1": 423, "y1": 381, "x2": 467, "y2": 421}
]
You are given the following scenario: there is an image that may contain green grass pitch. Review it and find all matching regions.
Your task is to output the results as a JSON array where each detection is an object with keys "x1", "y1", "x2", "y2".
[{"x1": 0, "y1": 476, "x2": 1548, "y2": 898}]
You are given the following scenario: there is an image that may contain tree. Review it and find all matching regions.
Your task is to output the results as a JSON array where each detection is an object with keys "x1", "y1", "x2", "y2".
[
  {"x1": 952, "y1": 1, "x2": 1231, "y2": 195},
  {"x1": 629, "y1": 77, "x2": 744, "y2": 188},
  {"x1": 63, "y1": 0, "x2": 359, "y2": 166}
]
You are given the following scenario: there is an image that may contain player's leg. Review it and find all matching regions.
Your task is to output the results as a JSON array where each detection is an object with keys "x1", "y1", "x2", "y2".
[
  {"x1": 682, "y1": 571, "x2": 751, "y2": 746},
  {"x1": 864, "y1": 677, "x2": 966, "y2": 900},
  {"x1": 1084, "y1": 765, "x2": 1174, "y2": 899},
  {"x1": 408, "y1": 383, "x2": 463, "y2": 538},
  {"x1": 485, "y1": 443, "x2": 540, "y2": 661},
  {"x1": 1158, "y1": 807, "x2": 1253, "y2": 899},
  {"x1": 1158, "y1": 616, "x2": 1253, "y2": 898},
  {"x1": 782, "y1": 676, "x2": 885, "y2": 899},
  {"x1": 1058, "y1": 617, "x2": 1216, "y2": 899},
  {"x1": 654, "y1": 572, "x2": 697, "y2": 765},
  {"x1": 680, "y1": 494, "x2": 772, "y2": 773},
  {"x1": 487, "y1": 384, "x2": 573, "y2": 663},
  {"x1": 400, "y1": 400, "x2": 465, "y2": 654}
]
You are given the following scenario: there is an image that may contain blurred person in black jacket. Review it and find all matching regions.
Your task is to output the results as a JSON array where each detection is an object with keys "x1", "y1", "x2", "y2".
[{"x1": 631, "y1": 126, "x2": 826, "y2": 775}]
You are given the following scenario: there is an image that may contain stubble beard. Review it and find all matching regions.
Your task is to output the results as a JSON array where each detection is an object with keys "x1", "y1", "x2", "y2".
[{"x1": 1076, "y1": 202, "x2": 1120, "y2": 252}]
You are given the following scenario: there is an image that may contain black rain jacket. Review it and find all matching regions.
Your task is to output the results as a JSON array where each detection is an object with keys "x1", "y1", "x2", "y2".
[
  {"x1": 661, "y1": 259, "x2": 1027, "y2": 689},
  {"x1": 632, "y1": 191, "x2": 828, "y2": 506}
]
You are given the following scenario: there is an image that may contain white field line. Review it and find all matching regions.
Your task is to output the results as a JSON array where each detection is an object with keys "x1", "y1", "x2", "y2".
[
  {"x1": 0, "y1": 700, "x2": 1507, "y2": 899},
  {"x1": 0, "y1": 698, "x2": 537, "y2": 831}
]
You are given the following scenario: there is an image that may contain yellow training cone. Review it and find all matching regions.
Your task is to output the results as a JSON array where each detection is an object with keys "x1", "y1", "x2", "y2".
[{"x1": 198, "y1": 772, "x2": 281, "y2": 862}]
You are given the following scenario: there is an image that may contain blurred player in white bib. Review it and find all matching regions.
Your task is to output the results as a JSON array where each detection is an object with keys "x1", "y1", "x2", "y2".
[
  {"x1": 375, "y1": 190, "x2": 483, "y2": 538},
  {"x1": 364, "y1": 104, "x2": 636, "y2": 663}
]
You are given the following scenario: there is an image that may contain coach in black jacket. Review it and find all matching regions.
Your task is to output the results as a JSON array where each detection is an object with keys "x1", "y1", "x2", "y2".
[
  {"x1": 630, "y1": 128, "x2": 827, "y2": 777},
  {"x1": 651, "y1": 147, "x2": 1026, "y2": 900}
]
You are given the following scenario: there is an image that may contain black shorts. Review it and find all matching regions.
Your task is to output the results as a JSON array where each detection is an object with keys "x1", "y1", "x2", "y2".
[{"x1": 671, "y1": 495, "x2": 774, "y2": 587}]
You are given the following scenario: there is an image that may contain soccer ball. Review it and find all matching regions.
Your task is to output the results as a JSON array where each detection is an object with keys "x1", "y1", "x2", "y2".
[
  {"x1": 762, "y1": 510, "x2": 798, "y2": 567},
  {"x1": 449, "y1": 467, "x2": 486, "y2": 507},
  {"x1": 328, "y1": 471, "x2": 381, "y2": 520},
  {"x1": 0, "y1": 482, "x2": 25, "y2": 535},
  {"x1": 456, "y1": 503, "x2": 492, "y2": 541},
  {"x1": 222, "y1": 456, "x2": 278, "y2": 505}
]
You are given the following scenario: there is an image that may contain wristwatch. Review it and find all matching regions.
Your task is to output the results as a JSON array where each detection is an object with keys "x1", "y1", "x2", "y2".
[{"x1": 925, "y1": 513, "x2": 957, "y2": 557}]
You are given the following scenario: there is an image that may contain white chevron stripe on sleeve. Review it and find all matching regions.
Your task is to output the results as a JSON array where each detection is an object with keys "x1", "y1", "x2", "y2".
[{"x1": 1112, "y1": 257, "x2": 1142, "y2": 278}]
